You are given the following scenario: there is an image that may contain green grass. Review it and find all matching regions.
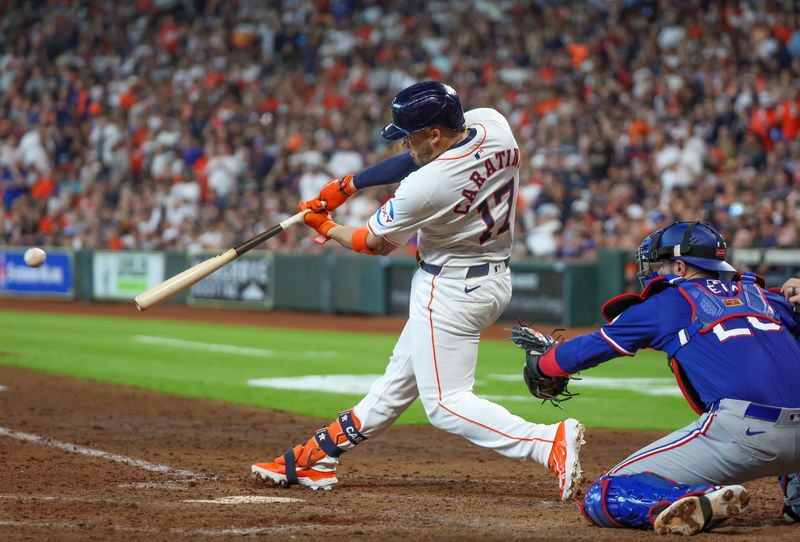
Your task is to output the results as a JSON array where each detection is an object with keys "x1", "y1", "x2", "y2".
[{"x1": 0, "y1": 310, "x2": 698, "y2": 430}]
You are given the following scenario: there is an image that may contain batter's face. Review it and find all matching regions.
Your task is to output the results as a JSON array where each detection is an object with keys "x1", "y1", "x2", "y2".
[{"x1": 403, "y1": 128, "x2": 438, "y2": 166}]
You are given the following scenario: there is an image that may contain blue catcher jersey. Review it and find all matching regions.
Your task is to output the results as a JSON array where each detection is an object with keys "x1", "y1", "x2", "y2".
[{"x1": 551, "y1": 274, "x2": 800, "y2": 410}]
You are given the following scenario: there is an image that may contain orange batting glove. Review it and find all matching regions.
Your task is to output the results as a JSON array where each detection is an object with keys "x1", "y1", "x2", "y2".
[
  {"x1": 299, "y1": 201, "x2": 338, "y2": 238},
  {"x1": 303, "y1": 174, "x2": 357, "y2": 212}
]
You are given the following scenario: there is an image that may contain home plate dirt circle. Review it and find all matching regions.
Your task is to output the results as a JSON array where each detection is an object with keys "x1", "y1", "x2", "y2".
[{"x1": 183, "y1": 496, "x2": 304, "y2": 504}]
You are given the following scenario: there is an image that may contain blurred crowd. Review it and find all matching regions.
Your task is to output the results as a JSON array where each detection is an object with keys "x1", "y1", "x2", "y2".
[{"x1": 2, "y1": 0, "x2": 800, "y2": 269}]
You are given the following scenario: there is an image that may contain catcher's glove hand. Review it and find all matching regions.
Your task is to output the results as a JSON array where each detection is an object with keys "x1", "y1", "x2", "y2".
[{"x1": 509, "y1": 325, "x2": 577, "y2": 409}]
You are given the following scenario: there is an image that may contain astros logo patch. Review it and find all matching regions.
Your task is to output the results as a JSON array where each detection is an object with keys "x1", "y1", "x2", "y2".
[{"x1": 376, "y1": 199, "x2": 395, "y2": 226}]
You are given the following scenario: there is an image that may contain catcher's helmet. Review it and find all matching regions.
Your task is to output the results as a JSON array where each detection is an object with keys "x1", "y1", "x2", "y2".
[
  {"x1": 636, "y1": 221, "x2": 736, "y2": 283},
  {"x1": 381, "y1": 81, "x2": 465, "y2": 141}
]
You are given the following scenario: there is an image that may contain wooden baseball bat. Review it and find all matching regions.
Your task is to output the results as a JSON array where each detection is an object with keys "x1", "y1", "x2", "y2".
[{"x1": 134, "y1": 209, "x2": 310, "y2": 311}]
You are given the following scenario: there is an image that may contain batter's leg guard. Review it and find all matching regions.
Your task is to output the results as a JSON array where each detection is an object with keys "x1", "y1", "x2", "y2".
[
  {"x1": 251, "y1": 409, "x2": 367, "y2": 490},
  {"x1": 579, "y1": 472, "x2": 714, "y2": 529},
  {"x1": 779, "y1": 473, "x2": 800, "y2": 523}
]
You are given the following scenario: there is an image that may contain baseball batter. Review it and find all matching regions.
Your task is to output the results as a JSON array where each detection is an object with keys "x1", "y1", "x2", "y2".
[
  {"x1": 519, "y1": 222, "x2": 800, "y2": 534},
  {"x1": 252, "y1": 81, "x2": 584, "y2": 501}
]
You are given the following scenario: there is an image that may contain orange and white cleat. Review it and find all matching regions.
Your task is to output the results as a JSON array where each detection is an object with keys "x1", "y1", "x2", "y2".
[
  {"x1": 653, "y1": 485, "x2": 750, "y2": 535},
  {"x1": 251, "y1": 445, "x2": 339, "y2": 491},
  {"x1": 252, "y1": 409, "x2": 366, "y2": 491},
  {"x1": 548, "y1": 418, "x2": 585, "y2": 501}
]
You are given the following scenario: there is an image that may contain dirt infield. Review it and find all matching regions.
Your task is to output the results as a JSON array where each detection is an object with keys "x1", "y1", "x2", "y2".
[{"x1": 1, "y1": 300, "x2": 797, "y2": 540}]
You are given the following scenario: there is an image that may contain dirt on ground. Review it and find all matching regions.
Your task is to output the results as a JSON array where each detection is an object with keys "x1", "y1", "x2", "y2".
[{"x1": 0, "y1": 299, "x2": 796, "y2": 541}]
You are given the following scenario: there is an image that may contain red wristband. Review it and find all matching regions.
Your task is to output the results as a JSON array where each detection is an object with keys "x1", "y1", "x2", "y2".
[
  {"x1": 539, "y1": 345, "x2": 570, "y2": 377},
  {"x1": 351, "y1": 226, "x2": 376, "y2": 255}
]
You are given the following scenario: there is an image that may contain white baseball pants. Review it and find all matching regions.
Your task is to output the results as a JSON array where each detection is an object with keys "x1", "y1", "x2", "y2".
[{"x1": 352, "y1": 264, "x2": 559, "y2": 467}]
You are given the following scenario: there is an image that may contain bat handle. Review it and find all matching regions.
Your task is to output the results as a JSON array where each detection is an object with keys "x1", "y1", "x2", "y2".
[{"x1": 281, "y1": 208, "x2": 311, "y2": 229}]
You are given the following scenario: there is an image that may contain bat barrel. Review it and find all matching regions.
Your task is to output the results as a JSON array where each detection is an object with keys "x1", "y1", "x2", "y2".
[
  {"x1": 133, "y1": 208, "x2": 309, "y2": 311},
  {"x1": 134, "y1": 249, "x2": 238, "y2": 311}
]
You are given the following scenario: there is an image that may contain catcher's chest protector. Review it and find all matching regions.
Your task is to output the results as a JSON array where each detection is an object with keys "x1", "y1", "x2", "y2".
[
  {"x1": 662, "y1": 273, "x2": 778, "y2": 358},
  {"x1": 601, "y1": 273, "x2": 774, "y2": 330}
]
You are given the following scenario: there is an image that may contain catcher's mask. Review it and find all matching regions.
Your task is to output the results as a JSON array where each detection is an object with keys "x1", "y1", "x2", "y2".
[{"x1": 635, "y1": 221, "x2": 736, "y2": 287}]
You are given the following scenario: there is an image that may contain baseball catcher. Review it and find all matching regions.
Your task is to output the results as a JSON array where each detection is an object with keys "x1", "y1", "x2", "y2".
[{"x1": 516, "y1": 222, "x2": 800, "y2": 535}]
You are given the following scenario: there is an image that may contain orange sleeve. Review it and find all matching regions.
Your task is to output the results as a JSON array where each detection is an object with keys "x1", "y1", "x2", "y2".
[{"x1": 351, "y1": 226, "x2": 376, "y2": 255}]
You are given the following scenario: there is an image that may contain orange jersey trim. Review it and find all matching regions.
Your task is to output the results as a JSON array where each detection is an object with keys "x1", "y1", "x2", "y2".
[{"x1": 435, "y1": 123, "x2": 488, "y2": 161}]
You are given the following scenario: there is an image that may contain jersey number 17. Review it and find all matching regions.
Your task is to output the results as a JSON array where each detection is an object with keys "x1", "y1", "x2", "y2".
[{"x1": 476, "y1": 178, "x2": 515, "y2": 244}]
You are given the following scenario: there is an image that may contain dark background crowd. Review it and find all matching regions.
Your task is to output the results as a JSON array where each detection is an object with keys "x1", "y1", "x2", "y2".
[{"x1": 2, "y1": 0, "x2": 800, "y2": 273}]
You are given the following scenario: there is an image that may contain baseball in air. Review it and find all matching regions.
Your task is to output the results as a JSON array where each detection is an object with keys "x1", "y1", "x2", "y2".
[{"x1": 24, "y1": 247, "x2": 46, "y2": 268}]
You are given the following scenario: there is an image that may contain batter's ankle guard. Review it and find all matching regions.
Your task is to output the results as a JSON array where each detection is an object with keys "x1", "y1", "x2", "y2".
[
  {"x1": 313, "y1": 410, "x2": 367, "y2": 457},
  {"x1": 282, "y1": 409, "x2": 366, "y2": 486},
  {"x1": 580, "y1": 473, "x2": 714, "y2": 529},
  {"x1": 779, "y1": 473, "x2": 800, "y2": 523}
]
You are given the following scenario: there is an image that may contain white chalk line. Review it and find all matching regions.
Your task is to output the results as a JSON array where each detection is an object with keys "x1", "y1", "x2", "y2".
[
  {"x1": 117, "y1": 481, "x2": 194, "y2": 490},
  {"x1": 132, "y1": 335, "x2": 337, "y2": 358},
  {"x1": 0, "y1": 494, "x2": 128, "y2": 504},
  {"x1": 486, "y1": 374, "x2": 682, "y2": 397},
  {"x1": 0, "y1": 493, "x2": 302, "y2": 506},
  {"x1": 117, "y1": 476, "x2": 237, "y2": 488},
  {"x1": 0, "y1": 426, "x2": 199, "y2": 478},
  {"x1": 184, "y1": 495, "x2": 303, "y2": 504},
  {"x1": 247, "y1": 374, "x2": 682, "y2": 399},
  {"x1": 247, "y1": 374, "x2": 381, "y2": 394},
  {"x1": 0, "y1": 385, "x2": 6, "y2": 391}
]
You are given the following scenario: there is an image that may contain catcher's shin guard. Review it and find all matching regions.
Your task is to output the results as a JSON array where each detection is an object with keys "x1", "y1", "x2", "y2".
[
  {"x1": 580, "y1": 473, "x2": 714, "y2": 529},
  {"x1": 252, "y1": 409, "x2": 366, "y2": 489},
  {"x1": 779, "y1": 473, "x2": 800, "y2": 523}
]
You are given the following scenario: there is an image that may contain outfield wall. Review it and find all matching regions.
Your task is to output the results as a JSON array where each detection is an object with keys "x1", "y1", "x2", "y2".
[{"x1": 1, "y1": 247, "x2": 795, "y2": 326}]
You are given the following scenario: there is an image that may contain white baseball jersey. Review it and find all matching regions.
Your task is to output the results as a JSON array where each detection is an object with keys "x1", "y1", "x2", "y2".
[
  {"x1": 367, "y1": 108, "x2": 520, "y2": 266},
  {"x1": 349, "y1": 106, "x2": 563, "y2": 476}
]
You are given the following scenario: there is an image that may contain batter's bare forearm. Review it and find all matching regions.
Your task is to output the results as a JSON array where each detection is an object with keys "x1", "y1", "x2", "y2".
[{"x1": 328, "y1": 225, "x2": 395, "y2": 255}]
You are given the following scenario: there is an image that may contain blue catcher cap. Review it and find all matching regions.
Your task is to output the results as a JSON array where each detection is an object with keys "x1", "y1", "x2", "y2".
[
  {"x1": 381, "y1": 81, "x2": 465, "y2": 141},
  {"x1": 636, "y1": 221, "x2": 736, "y2": 280}
]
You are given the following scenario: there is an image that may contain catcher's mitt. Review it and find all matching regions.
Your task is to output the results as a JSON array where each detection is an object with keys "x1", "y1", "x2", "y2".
[{"x1": 509, "y1": 325, "x2": 577, "y2": 408}]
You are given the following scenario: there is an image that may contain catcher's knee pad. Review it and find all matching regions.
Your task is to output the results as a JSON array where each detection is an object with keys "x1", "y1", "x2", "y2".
[
  {"x1": 779, "y1": 473, "x2": 800, "y2": 523},
  {"x1": 580, "y1": 473, "x2": 713, "y2": 529},
  {"x1": 292, "y1": 409, "x2": 367, "y2": 466}
]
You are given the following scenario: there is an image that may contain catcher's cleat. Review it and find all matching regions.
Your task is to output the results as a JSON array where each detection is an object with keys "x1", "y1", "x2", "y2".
[
  {"x1": 779, "y1": 474, "x2": 800, "y2": 523},
  {"x1": 653, "y1": 485, "x2": 750, "y2": 536},
  {"x1": 548, "y1": 418, "x2": 585, "y2": 502},
  {"x1": 784, "y1": 504, "x2": 800, "y2": 524}
]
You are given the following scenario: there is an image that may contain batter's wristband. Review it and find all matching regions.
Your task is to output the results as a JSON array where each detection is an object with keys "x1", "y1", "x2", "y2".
[
  {"x1": 351, "y1": 226, "x2": 376, "y2": 255},
  {"x1": 338, "y1": 175, "x2": 356, "y2": 198}
]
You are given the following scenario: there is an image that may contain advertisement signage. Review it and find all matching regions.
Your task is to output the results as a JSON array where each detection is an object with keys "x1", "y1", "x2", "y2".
[
  {"x1": 93, "y1": 251, "x2": 165, "y2": 300},
  {"x1": 188, "y1": 251, "x2": 273, "y2": 308},
  {"x1": 501, "y1": 267, "x2": 565, "y2": 324},
  {"x1": 0, "y1": 248, "x2": 73, "y2": 297}
]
